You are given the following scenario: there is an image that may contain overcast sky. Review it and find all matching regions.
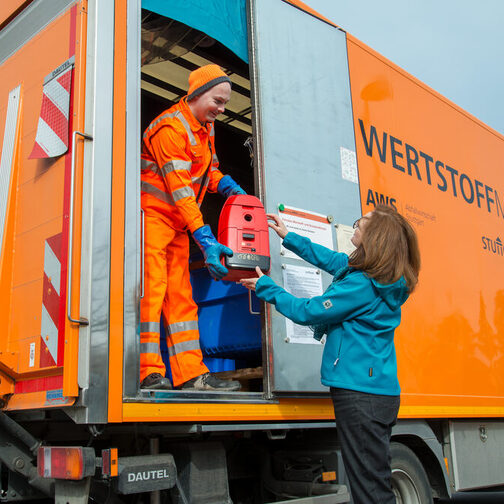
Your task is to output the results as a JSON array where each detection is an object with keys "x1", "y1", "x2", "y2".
[{"x1": 308, "y1": 0, "x2": 504, "y2": 135}]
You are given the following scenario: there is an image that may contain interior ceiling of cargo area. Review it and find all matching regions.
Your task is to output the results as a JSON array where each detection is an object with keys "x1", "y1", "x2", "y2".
[{"x1": 141, "y1": 11, "x2": 251, "y2": 134}]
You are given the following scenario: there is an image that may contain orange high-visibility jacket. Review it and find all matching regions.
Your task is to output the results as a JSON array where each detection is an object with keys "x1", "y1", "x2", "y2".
[{"x1": 141, "y1": 97, "x2": 224, "y2": 233}]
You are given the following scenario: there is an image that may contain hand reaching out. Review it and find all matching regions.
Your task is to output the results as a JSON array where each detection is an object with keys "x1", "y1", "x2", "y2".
[
  {"x1": 266, "y1": 213, "x2": 288, "y2": 238},
  {"x1": 240, "y1": 266, "x2": 264, "y2": 291},
  {"x1": 241, "y1": 213, "x2": 286, "y2": 290}
]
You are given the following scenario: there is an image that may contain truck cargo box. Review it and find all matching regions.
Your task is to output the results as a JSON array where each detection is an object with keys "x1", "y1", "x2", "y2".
[{"x1": 1, "y1": 0, "x2": 503, "y2": 502}]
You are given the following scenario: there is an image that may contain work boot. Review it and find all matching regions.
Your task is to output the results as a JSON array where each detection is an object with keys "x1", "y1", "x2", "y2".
[
  {"x1": 141, "y1": 373, "x2": 172, "y2": 390},
  {"x1": 181, "y1": 372, "x2": 241, "y2": 392}
]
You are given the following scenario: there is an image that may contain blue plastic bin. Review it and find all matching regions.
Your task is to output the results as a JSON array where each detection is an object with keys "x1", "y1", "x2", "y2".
[
  {"x1": 159, "y1": 260, "x2": 262, "y2": 377},
  {"x1": 190, "y1": 265, "x2": 262, "y2": 357}
]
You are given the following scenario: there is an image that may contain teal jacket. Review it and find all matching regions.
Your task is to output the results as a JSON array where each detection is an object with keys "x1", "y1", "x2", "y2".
[{"x1": 255, "y1": 232, "x2": 409, "y2": 396}]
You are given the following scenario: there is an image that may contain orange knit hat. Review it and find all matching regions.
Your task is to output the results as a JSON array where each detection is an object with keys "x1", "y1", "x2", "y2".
[{"x1": 187, "y1": 64, "x2": 231, "y2": 101}]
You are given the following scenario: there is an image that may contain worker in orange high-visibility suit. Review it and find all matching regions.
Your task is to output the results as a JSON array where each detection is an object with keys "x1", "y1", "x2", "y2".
[{"x1": 140, "y1": 64, "x2": 245, "y2": 391}]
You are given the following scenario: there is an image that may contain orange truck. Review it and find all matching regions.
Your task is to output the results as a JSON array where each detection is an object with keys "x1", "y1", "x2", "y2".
[{"x1": 0, "y1": 0, "x2": 503, "y2": 503}]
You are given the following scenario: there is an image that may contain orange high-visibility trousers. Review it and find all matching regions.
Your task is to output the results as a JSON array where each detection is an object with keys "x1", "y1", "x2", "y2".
[{"x1": 140, "y1": 213, "x2": 208, "y2": 386}]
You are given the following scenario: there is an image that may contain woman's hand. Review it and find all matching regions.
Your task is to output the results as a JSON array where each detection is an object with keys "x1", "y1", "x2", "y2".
[
  {"x1": 266, "y1": 213, "x2": 288, "y2": 239},
  {"x1": 240, "y1": 266, "x2": 264, "y2": 291}
]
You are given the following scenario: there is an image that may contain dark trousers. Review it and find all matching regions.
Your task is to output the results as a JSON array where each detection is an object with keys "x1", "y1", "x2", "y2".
[{"x1": 330, "y1": 388, "x2": 400, "y2": 504}]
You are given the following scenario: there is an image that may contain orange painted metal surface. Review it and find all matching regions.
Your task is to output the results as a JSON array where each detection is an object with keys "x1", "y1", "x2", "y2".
[
  {"x1": 122, "y1": 400, "x2": 504, "y2": 423},
  {"x1": 0, "y1": 0, "x2": 33, "y2": 30},
  {"x1": 4, "y1": 389, "x2": 75, "y2": 411},
  {"x1": 123, "y1": 398, "x2": 336, "y2": 423},
  {"x1": 2, "y1": 0, "x2": 503, "y2": 426},
  {"x1": 62, "y1": 1, "x2": 88, "y2": 399},
  {"x1": 346, "y1": 33, "x2": 504, "y2": 415},
  {"x1": 283, "y1": 0, "x2": 338, "y2": 28},
  {"x1": 0, "y1": 370, "x2": 15, "y2": 398},
  {"x1": 108, "y1": 0, "x2": 127, "y2": 423},
  {"x1": 0, "y1": 84, "x2": 22, "y2": 390},
  {"x1": 0, "y1": 2, "x2": 85, "y2": 409}
]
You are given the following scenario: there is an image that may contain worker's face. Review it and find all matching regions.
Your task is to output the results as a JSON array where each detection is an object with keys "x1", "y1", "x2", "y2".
[
  {"x1": 190, "y1": 82, "x2": 231, "y2": 124},
  {"x1": 351, "y1": 211, "x2": 373, "y2": 248}
]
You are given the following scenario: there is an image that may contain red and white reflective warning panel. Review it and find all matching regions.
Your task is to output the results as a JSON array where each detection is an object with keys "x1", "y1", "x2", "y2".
[
  {"x1": 37, "y1": 446, "x2": 96, "y2": 480},
  {"x1": 40, "y1": 232, "x2": 63, "y2": 368},
  {"x1": 29, "y1": 57, "x2": 74, "y2": 159}
]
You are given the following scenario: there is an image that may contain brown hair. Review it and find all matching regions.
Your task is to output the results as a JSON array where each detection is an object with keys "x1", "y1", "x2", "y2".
[{"x1": 348, "y1": 205, "x2": 421, "y2": 293}]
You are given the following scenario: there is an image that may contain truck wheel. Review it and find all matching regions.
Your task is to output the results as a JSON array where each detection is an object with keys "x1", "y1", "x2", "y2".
[{"x1": 390, "y1": 442, "x2": 433, "y2": 504}]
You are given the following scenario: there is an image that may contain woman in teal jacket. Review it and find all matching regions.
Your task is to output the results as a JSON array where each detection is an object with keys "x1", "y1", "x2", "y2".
[{"x1": 241, "y1": 204, "x2": 420, "y2": 504}]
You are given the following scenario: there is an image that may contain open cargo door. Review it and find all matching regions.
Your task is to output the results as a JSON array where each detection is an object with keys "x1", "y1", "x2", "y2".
[
  {"x1": 248, "y1": 0, "x2": 362, "y2": 394},
  {"x1": 0, "y1": 1, "x2": 87, "y2": 410}
]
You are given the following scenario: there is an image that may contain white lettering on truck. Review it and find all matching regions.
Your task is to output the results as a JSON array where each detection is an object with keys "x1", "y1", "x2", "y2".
[{"x1": 127, "y1": 469, "x2": 170, "y2": 482}]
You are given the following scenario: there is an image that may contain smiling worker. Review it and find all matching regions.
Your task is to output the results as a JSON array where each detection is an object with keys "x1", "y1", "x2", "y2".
[{"x1": 140, "y1": 64, "x2": 245, "y2": 391}]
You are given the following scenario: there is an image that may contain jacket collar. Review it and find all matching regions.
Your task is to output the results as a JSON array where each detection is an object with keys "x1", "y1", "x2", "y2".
[{"x1": 178, "y1": 96, "x2": 211, "y2": 134}]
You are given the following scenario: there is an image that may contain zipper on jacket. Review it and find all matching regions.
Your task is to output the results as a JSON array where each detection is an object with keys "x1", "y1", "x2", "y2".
[
  {"x1": 333, "y1": 336, "x2": 344, "y2": 366},
  {"x1": 195, "y1": 139, "x2": 212, "y2": 205}
]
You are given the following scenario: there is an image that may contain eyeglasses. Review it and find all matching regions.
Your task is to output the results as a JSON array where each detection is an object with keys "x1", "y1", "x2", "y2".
[{"x1": 353, "y1": 219, "x2": 360, "y2": 229}]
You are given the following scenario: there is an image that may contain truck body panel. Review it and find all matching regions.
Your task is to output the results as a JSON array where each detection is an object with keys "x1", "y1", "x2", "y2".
[
  {"x1": 347, "y1": 34, "x2": 504, "y2": 415},
  {"x1": 1, "y1": 0, "x2": 503, "y2": 500},
  {"x1": 250, "y1": 0, "x2": 361, "y2": 394},
  {"x1": 0, "y1": 0, "x2": 87, "y2": 411}
]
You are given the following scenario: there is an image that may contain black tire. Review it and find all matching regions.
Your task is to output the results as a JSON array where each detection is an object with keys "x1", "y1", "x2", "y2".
[{"x1": 390, "y1": 442, "x2": 433, "y2": 504}]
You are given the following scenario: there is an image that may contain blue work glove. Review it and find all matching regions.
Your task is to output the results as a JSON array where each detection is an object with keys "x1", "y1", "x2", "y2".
[
  {"x1": 217, "y1": 175, "x2": 246, "y2": 197},
  {"x1": 192, "y1": 225, "x2": 233, "y2": 280}
]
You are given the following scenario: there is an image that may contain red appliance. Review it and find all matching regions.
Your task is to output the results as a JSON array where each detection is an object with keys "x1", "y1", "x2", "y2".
[{"x1": 217, "y1": 195, "x2": 271, "y2": 282}]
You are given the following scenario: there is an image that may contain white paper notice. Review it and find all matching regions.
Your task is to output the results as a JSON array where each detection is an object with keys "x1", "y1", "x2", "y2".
[
  {"x1": 279, "y1": 206, "x2": 333, "y2": 259},
  {"x1": 29, "y1": 342, "x2": 36, "y2": 367},
  {"x1": 340, "y1": 146, "x2": 358, "y2": 184},
  {"x1": 335, "y1": 224, "x2": 356, "y2": 256},
  {"x1": 281, "y1": 264, "x2": 324, "y2": 344}
]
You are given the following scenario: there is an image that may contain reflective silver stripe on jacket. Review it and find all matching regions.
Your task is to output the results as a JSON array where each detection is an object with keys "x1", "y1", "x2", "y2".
[
  {"x1": 212, "y1": 154, "x2": 219, "y2": 164},
  {"x1": 140, "y1": 342, "x2": 161, "y2": 355},
  {"x1": 142, "y1": 111, "x2": 178, "y2": 140},
  {"x1": 172, "y1": 186, "x2": 195, "y2": 202},
  {"x1": 166, "y1": 320, "x2": 199, "y2": 336},
  {"x1": 161, "y1": 159, "x2": 191, "y2": 177},
  {"x1": 192, "y1": 174, "x2": 210, "y2": 188},
  {"x1": 141, "y1": 181, "x2": 175, "y2": 206},
  {"x1": 192, "y1": 174, "x2": 204, "y2": 186},
  {"x1": 143, "y1": 110, "x2": 196, "y2": 146},
  {"x1": 175, "y1": 111, "x2": 197, "y2": 146},
  {"x1": 139, "y1": 321, "x2": 161, "y2": 334},
  {"x1": 141, "y1": 159, "x2": 158, "y2": 174},
  {"x1": 167, "y1": 339, "x2": 201, "y2": 358},
  {"x1": 141, "y1": 159, "x2": 161, "y2": 177},
  {"x1": 209, "y1": 123, "x2": 215, "y2": 137}
]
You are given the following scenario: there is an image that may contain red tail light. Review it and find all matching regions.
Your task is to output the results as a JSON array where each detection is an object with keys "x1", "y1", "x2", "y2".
[{"x1": 37, "y1": 446, "x2": 95, "y2": 480}]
